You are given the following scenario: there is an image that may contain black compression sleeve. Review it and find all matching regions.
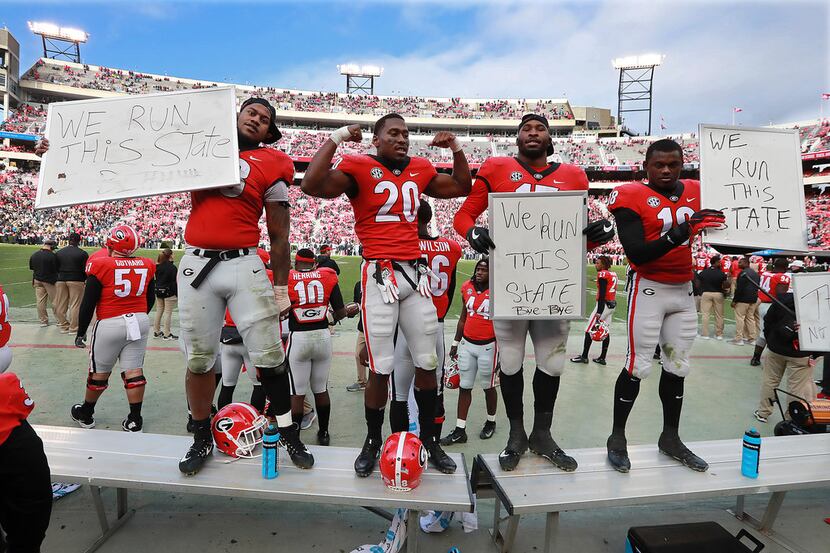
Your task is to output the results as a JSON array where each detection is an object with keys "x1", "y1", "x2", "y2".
[
  {"x1": 329, "y1": 283, "x2": 345, "y2": 311},
  {"x1": 446, "y1": 267, "x2": 457, "y2": 311},
  {"x1": 77, "y1": 276, "x2": 102, "y2": 337},
  {"x1": 596, "y1": 278, "x2": 607, "y2": 314},
  {"x1": 146, "y1": 279, "x2": 156, "y2": 313},
  {"x1": 613, "y1": 208, "x2": 684, "y2": 266}
]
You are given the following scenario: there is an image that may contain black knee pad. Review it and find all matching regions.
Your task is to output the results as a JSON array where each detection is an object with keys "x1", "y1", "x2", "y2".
[
  {"x1": 122, "y1": 373, "x2": 147, "y2": 389},
  {"x1": 257, "y1": 359, "x2": 288, "y2": 381},
  {"x1": 86, "y1": 375, "x2": 109, "y2": 392}
]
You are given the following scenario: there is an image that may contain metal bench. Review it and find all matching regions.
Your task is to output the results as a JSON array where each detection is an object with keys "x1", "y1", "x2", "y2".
[
  {"x1": 36, "y1": 425, "x2": 473, "y2": 553},
  {"x1": 472, "y1": 434, "x2": 830, "y2": 553}
]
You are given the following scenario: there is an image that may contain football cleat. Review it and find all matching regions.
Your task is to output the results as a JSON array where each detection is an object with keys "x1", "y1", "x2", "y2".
[
  {"x1": 439, "y1": 427, "x2": 468, "y2": 446},
  {"x1": 425, "y1": 441, "x2": 457, "y2": 474},
  {"x1": 480, "y1": 420, "x2": 496, "y2": 440},
  {"x1": 278, "y1": 424, "x2": 314, "y2": 469},
  {"x1": 528, "y1": 412, "x2": 577, "y2": 472},
  {"x1": 186, "y1": 413, "x2": 195, "y2": 433},
  {"x1": 70, "y1": 404, "x2": 95, "y2": 429},
  {"x1": 498, "y1": 419, "x2": 528, "y2": 471},
  {"x1": 592, "y1": 357, "x2": 607, "y2": 365},
  {"x1": 750, "y1": 357, "x2": 761, "y2": 366},
  {"x1": 658, "y1": 432, "x2": 709, "y2": 472},
  {"x1": 606, "y1": 434, "x2": 631, "y2": 473},
  {"x1": 122, "y1": 414, "x2": 143, "y2": 433},
  {"x1": 569, "y1": 355, "x2": 589, "y2": 364},
  {"x1": 354, "y1": 436, "x2": 382, "y2": 477},
  {"x1": 178, "y1": 436, "x2": 214, "y2": 475},
  {"x1": 317, "y1": 429, "x2": 330, "y2": 446}
]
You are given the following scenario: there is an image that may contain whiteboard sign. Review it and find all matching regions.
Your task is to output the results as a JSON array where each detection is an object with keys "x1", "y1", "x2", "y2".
[
  {"x1": 489, "y1": 192, "x2": 586, "y2": 320},
  {"x1": 791, "y1": 272, "x2": 830, "y2": 351},
  {"x1": 36, "y1": 86, "x2": 240, "y2": 209},
  {"x1": 699, "y1": 124, "x2": 807, "y2": 251}
]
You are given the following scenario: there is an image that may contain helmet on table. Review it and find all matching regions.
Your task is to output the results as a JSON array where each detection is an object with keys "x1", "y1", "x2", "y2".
[
  {"x1": 380, "y1": 432, "x2": 427, "y2": 492},
  {"x1": 212, "y1": 402, "x2": 267, "y2": 458}
]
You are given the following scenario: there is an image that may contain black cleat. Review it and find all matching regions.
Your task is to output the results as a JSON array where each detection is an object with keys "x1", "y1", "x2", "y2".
[
  {"x1": 658, "y1": 432, "x2": 709, "y2": 472},
  {"x1": 750, "y1": 357, "x2": 761, "y2": 367},
  {"x1": 279, "y1": 424, "x2": 314, "y2": 469},
  {"x1": 440, "y1": 427, "x2": 468, "y2": 446},
  {"x1": 426, "y1": 441, "x2": 457, "y2": 474},
  {"x1": 122, "y1": 414, "x2": 143, "y2": 432},
  {"x1": 498, "y1": 419, "x2": 528, "y2": 471},
  {"x1": 592, "y1": 357, "x2": 607, "y2": 366},
  {"x1": 570, "y1": 355, "x2": 589, "y2": 364},
  {"x1": 528, "y1": 431, "x2": 577, "y2": 472},
  {"x1": 317, "y1": 430, "x2": 330, "y2": 446},
  {"x1": 70, "y1": 404, "x2": 95, "y2": 429},
  {"x1": 606, "y1": 434, "x2": 631, "y2": 473},
  {"x1": 179, "y1": 436, "x2": 214, "y2": 475},
  {"x1": 186, "y1": 413, "x2": 195, "y2": 433},
  {"x1": 354, "y1": 436, "x2": 382, "y2": 477},
  {"x1": 480, "y1": 420, "x2": 496, "y2": 440}
]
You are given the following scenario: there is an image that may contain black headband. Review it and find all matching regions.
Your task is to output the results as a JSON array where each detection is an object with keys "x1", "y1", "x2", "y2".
[
  {"x1": 240, "y1": 98, "x2": 282, "y2": 143},
  {"x1": 518, "y1": 113, "x2": 554, "y2": 156}
]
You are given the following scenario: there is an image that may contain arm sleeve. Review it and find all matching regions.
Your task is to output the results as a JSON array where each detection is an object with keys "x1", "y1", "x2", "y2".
[
  {"x1": 596, "y1": 278, "x2": 607, "y2": 314},
  {"x1": 446, "y1": 267, "x2": 458, "y2": 311},
  {"x1": 453, "y1": 177, "x2": 490, "y2": 237},
  {"x1": 77, "y1": 276, "x2": 102, "y2": 337},
  {"x1": 353, "y1": 281, "x2": 362, "y2": 303},
  {"x1": 146, "y1": 279, "x2": 156, "y2": 313},
  {"x1": 613, "y1": 207, "x2": 681, "y2": 266},
  {"x1": 329, "y1": 283, "x2": 345, "y2": 311}
]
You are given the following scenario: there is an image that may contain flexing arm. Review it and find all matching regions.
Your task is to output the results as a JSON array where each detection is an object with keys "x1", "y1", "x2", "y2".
[
  {"x1": 300, "y1": 125, "x2": 361, "y2": 199},
  {"x1": 425, "y1": 132, "x2": 472, "y2": 199}
]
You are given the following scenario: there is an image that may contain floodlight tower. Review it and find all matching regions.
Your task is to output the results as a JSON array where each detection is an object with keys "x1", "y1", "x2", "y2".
[
  {"x1": 612, "y1": 53, "x2": 665, "y2": 135},
  {"x1": 28, "y1": 21, "x2": 88, "y2": 63},
  {"x1": 337, "y1": 64, "x2": 383, "y2": 95}
]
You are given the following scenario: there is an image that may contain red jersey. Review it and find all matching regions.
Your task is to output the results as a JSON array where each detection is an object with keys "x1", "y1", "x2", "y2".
[
  {"x1": 596, "y1": 269, "x2": 618, "y2": 302},
  {"x1": 0, "y1": 373, "x2": 34, "y2": 446},
  {"x1": 694, "y1": 256, "x2": 709, "y2": 272},
  {"x1": 730, "y1": 260, "x2": 742, "y2": 279},
  {"x1": 336, "y1": 154, "x2": 437, "y2": 260},
  {"x1": 0, "y1": 285, "x2": 10, "y2": 348},
  {"x1": 88, "y1": 247, "x2": 109, "y2": 262},
  {"x1": 185, "y1": 148, "x2": 293, "y2": 249},
  {"x1": 720, "y1": 257, "x2": 732, "y2": 273},
  {"x1": 461, "y1": 281, "x2": 494, "y2": 342},
  {"x1": 758, "y1": 271, "x2": 791, "y2": 303},
  {"x1": 85, "y1": 256, "x2": 156, "y2": 320},
  {"x1": 608, "y1": 179, "x2": 700, "y2": 284},
  {"x1": 419, "y1": 236, "x2": 462, "y2": 320},
  {"x1": 454, "y1": 157, "x2": 589, "y2": 238},
  {"x1": 287, "y1": 267, "x2": 340, "y2": 330}
]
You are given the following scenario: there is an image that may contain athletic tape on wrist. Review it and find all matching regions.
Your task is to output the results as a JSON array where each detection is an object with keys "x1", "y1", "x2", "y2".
[
  {"x1": 449, "y1": 139, "x2": 463, "y2": 153},
  {"x1": 330, "y1": 126, "x2": 352, "y2": 146}
]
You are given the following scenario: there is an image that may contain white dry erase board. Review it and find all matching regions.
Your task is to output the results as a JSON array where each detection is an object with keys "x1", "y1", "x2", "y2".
[
  {"x1": 791, "y1": 272, "x2": 830, "y2": 351},
  {"x1": 699, "y1": 124, "x2": 808, "y2": 251},
  {"x1": 488, "y1": 191, "x2": 587, "y2": 320},
  {"x1": 36, "y1": 86, "x2": 240, "y2": 209}
]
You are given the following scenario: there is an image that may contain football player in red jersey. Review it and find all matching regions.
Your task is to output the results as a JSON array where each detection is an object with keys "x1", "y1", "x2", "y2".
[
  {"x1": 176, "y1": 98, "x2": 312, "y2": 475},
  {"x1": 453, "y1": 114, "x2": 615, "y2": 472},
  {"x1": 0, "y1": 284, "x2": 11, "y2": 373},
  {"x1": 571, "y1": 255, "x2": 618, "y2": 365},
  {"x1": 286, "y1": 249, "x2": 358, "y2": 446},
  {"x1": 0, "y1": 373, "x2": 52, "y2": 552},
  {"x1": 302, "y1": 113, "x2": 471, "y2": 476},
  {"x1": 389, "y1": 202, "x2": 462, "y2": 442},
  {"x1": 441, "y1": 257, "x2": 499, "y2": 445},
  {"x1": 605, "y1": 139, "x2": 725, "y2": 473},
  {"x1": 750, "y1": 258, "x2": 792, "y2": 366},
  {"x1": 69, "y1": 225, "x2": 156, "y2": 432}
]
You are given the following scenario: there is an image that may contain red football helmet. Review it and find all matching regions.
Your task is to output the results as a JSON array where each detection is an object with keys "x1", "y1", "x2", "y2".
[
  {"x1": 105, "y1": 225, "x2": 139, "y2": 256},
  {"x1": 590, "y1": 320, "x2": 610, "y2": 342},
  {"x1": 256, "y1": 247, "x2": 271, "y2": 267},
  {"x1": 444, "y1": 358, "x2": 460, "y2": 390},
  {"x1": 212, "y1": 402, "x2": 267, "y2": 458},
  {"x1": 380, "y1": 432, "x2": 427, "y2": 492}
]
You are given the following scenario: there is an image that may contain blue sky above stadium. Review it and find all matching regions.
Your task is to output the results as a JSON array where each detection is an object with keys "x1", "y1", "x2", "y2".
[{"x1": 6, "y1": 0, "x2": 828, "y2": 135}]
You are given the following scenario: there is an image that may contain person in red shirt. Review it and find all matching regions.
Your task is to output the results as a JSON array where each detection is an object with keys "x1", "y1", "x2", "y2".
[
  {"x1": 750, "y1": 257, "x2": 792, "y2": 366},
  {"x1": 286, "y1": 249, "x2": 357, "y2": 446},
  {"x1": 440, "y1": 258, "x2": 499, "y2": 445},
  {"x1": 176, "y1": 98, "x2": 312, "y2": 475},
  {"x1": 729, "y1": 255, "x2": 742, "y2": 295},
  {"x1": 453, "y1": 114, "x2": 615, "y2": 472},
  {"x1": 606, "y1": 139, "x2": 725, "y2": 473},
  {"x1": 70, "y1": 225, "x2": 156, "y2": 432},
  {"x1": 0, "y1": 284, "x2": 11, "y2": 374},
  {"x1": 0, "y1": 373, "x2": 52, "y2": 553},
  {"x1": 389, "y1": 202, "x2": 463, "y2": 443},
  {"x1": 571, "y1": 255, "x2": 618, "y2": 365},
  {"x1": 302, "y1": 113, "x2": 471, "y2": 477}
]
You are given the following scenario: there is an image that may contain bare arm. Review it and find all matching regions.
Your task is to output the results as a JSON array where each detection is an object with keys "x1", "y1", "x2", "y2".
[
  {"x1": 265, "y1": 201, "x2": 290, "y2": 287},
  {"x1": 425, "y1": 132, "x2": 472, "y2": 199},
  {"x1": 449, "y1": 306, "x2": 467, "y2": 359},
  {"x1": 300, "y1": 125, "x2": 361, "y2": 199}
]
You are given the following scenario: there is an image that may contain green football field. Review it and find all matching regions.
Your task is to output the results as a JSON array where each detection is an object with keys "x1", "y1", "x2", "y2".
[{"x1": 0, "y1": 243, "x2": 742, "y2": 324}]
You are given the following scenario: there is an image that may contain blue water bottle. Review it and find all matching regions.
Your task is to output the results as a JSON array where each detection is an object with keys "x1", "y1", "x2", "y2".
[
  {"x1": 262, "y1": 425, "x2": 280, "y2": 479},
  {"x1": 741, "y1": 428, "x2": 761, "y2": 478}
]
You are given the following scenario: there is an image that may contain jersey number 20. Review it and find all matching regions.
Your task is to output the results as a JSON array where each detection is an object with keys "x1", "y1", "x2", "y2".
[{"x1": 375, "y1": 180, "x2": 419, "y2": 223}]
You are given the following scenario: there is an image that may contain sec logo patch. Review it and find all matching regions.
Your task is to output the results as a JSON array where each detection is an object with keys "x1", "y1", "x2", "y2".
[
  {"x1": 371, "y1": 167, "x2": 383, "y2": 179},
  {"x1": 510, "y1": 171, "x2": 522, "y2": 182},
  {"x1": 646, "y1": 196, "x2": 661, "y2": 208}
]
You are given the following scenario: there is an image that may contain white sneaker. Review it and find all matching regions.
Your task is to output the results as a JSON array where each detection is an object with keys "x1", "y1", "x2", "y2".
[
  {"x1": 40, "y1": 322, "x2": 49, "y2": 327},
  {"x1": 715, "y1": 335, "x2": 723, "y2": 341},
  {"x1": 699, "y1": 335, "x2": 710, "y2": 340},
  {"x1": 729, "y1": 339, "x2": 745, "y2": 345}
]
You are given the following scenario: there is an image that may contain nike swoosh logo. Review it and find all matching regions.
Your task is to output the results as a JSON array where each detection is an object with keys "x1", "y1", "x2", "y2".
[
  {"x1": 250, "y1": 156, "x2": 262, "y2": 161},
  {"x1": 686, "y1": 198, "x2": 696, "y2": 202},
  {"x1": 554, "y1": 180, "x2": 565, "y2": 184},
  {"x1": 410, "y1": 172, "x2": 420, "y2": 177},
  {"x1": 602, "y1": 223, "x2": 613, "y2": 233},
  {"x1": 675, "y1": 395, "x2": 684, "y2": 399},
  {"x1": 471, "y1": 230, "x2": 480, "y2": 240},
  {"x1": 619, "y1": 398, "x2": 634, "y2": 403},
  {"x1": 253, "y1": 269, "x2": 262, "y2": 274}
]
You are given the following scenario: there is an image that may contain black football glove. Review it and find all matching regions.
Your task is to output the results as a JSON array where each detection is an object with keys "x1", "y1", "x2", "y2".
[
  {"x1": 466, "y1": 226, "x2": 495, "y2": 254},
  {"x1": 74, "y1": 335, "x2": 86, "y2": 348},
  {"x1": 583, "y1": 218, "x2": 615, "y2": 245}
]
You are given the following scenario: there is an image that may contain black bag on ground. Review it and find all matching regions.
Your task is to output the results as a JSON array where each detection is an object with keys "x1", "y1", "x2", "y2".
[{"x1": 626, "y1": 522, "x2": 764, "y2": 553}]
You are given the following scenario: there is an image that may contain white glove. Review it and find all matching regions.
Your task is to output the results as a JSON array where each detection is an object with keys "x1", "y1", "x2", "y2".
[
  {"x1": 374, "y1": 261, "x2": 399, "y2": 304},
  {"x1": 416, "y1": 263, "x2": 437, "y2": 297},
  {"x1": 274, "y1": 285, "x2": 291, "y2": 313}
]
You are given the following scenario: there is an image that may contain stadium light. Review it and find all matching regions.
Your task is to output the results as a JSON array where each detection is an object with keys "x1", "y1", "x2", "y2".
[
  {"x1": 337, "y1": 63, "x2": 384, "y2": 95},
  {"x1": 612, "y1": 53, "x2": 665, "y2": 70},
  {"x1": 28, "y1": 21, "x2": 89, "y2": 43}
]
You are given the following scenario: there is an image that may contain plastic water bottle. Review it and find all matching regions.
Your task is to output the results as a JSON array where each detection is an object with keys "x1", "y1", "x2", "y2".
[
  {"x1": 448, "y1": 548, "x2": 461, "y2": 553},
  {"x1": 741, "y1": 428, "x2": 761, "y2": 478},
  {"x1": 262, "y1": 425, "x2": 280, "y2": 479}
]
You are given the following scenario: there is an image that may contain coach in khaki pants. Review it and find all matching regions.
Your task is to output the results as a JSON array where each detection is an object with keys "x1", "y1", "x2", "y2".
[
  {"x1": 54, "y1": 233, "x2": 89, "y2": 334},
  {"x1": 730, "y1": 257, "x2": 759, "y2": 345},
  {"x1": 754, "y1": 292, "x2": 816, "y2": 422},
  {"x1": 697, "y1": 255, "x2": 728, "y2": 339},
  {"x1": 28, "y1": 240, "x2": 61, "y2": 327}
]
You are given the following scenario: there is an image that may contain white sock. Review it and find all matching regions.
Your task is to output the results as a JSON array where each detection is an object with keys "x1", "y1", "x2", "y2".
[
  {"x1": 276, "y1": 412, "x2": 293, "y2": 428},
  {"x1": 487, "y1": 414, "x2": 496, "y2": 422},
  {"x1": 456, "y1": 419, "x2": 467, "y2": 429}
]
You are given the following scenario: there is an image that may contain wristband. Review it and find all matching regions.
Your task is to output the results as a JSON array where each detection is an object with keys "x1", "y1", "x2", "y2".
[
  {"x1": 449, "y1": 138, "x2": 463, "y2": 153},
  {"x1": 330, "y1": 126, "x2": 352, "y2": 146},
  {"x1": 451, "y1": 340, "x2": 460, "y2": 347}
]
